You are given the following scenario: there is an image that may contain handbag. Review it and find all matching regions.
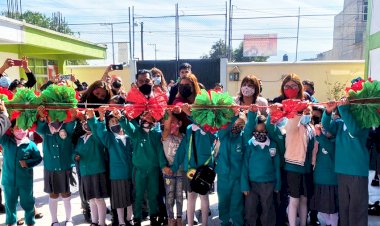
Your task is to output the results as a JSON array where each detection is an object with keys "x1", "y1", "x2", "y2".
[{"x1": 187, "y1": 131, "x2": 216, "y2": 195}]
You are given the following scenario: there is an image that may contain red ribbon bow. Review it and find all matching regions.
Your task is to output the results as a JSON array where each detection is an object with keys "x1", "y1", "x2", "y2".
[{"x1": 125, "y1": 87, "x2": 168, "y2": 121}]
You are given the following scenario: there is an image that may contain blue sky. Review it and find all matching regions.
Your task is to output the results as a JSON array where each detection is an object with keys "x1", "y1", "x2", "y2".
[{"x1": 1, "y1": 0, "x2": 345, "y2": 64}]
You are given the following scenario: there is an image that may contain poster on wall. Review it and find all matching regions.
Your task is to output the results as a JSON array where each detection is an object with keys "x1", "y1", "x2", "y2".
[
  {"x1": 47, "y1": 65, "x2": 58, "y2": 81},
  {"x1": 243, "y1": 34, "x2": 277, "y2": 57}
]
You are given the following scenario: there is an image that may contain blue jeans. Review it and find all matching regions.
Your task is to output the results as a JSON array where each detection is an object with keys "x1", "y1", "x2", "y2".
[{"x1": 163, "y1": 172, "x2": 184, "y2": 219}]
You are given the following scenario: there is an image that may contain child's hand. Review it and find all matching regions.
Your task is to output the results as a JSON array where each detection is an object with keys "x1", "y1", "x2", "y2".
[
  {"x1": 86, "y1": 109, "x2": 95, "y2": 119},
  {"x1": 0, "y1": 100, "x2": 6, "y2": 113},
  {"x1": 269, "y1": 103, "x2": 281, "y2": 113},
  {"x1": 172, "y1": 105, "x2": 181, "y2": 114},
  {"x1": 75, "y1": 155, "x2": 80, "y2": 161},
  {"x1": 243, "y1": 191, "x2": 249, "y2": 196},
  {"x1": 112, "y1": 108, "x2": 122, "y2": 119},
  {"x1": 249, "y1": 104, "x2": 258, "y2": 112},
  {"x1": 325, "y1": 100, "x2": 337, "y2": 114},
  {"x1": 338, "y1": 97, "x2": 349, "y2": 106},
  {"x1": 19, "y1": 160, "x2": 27, "y2": 168},
  {"x1": 37, "y1": 105, "x2": 46, "y2": 118},
  {"x1": 69, "y1": 108, "x2": 78, "y2": 120},
  {"x1": 314, "y1": 124, "x2": 322, "y2": 136},
  {"x1": 163, "y1": 167, "x2": 173, "y2": 176},
  {"x1": 98, "y1": 106, "x2": 108, "y2": 121},
  {"x1": 181, "y1": 103, "x2": 191, "y2": 116}
]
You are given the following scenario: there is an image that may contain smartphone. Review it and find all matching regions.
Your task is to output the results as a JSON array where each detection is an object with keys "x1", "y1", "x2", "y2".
[
  {"x1": 13, "y1": 59, "x2": 23, "y2": 66},
  {"x1": 60, "y1": 74, "x2": 72, "y2": 81},
  {"x1": 112, "y1": 64, "x2": 123, "y2": 70}
]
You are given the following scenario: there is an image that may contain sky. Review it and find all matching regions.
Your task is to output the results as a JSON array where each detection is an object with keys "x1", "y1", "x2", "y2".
[{"x1": 1, "y1": 0, "x2": 345, "y2": 64}]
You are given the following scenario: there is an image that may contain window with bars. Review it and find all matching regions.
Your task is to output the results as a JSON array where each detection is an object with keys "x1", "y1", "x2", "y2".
[{"x1": 363, "y1": 0, "x2": 368, "y2": 22}]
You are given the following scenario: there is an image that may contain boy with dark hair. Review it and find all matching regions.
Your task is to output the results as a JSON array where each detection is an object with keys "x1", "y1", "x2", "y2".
[{"x1": 168, "y1": 63, "x2": 192, "y2": 104}]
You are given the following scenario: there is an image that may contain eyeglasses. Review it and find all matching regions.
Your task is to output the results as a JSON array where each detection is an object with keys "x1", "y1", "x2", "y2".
[{"x1": 284, "y1": 84, "x2": 299, "y2": 89}]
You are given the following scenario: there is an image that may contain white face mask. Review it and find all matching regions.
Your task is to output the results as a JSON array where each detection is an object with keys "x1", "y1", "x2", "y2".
[{"x1": 241, "y1": 86, "x2": 255, "y2": 97}]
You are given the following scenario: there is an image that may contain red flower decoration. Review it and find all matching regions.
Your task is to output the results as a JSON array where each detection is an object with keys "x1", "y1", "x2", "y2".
[
  {"x1": 125, "y1": 87, "x2": 168, "y2": 121},
  {"x1": 0, "y1": 87, "x2": 14, "y2": 100}
]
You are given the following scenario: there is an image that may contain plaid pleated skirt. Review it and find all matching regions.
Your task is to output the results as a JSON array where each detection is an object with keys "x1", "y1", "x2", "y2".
[
  {"x1": 44, "y1": 169, "x2": 71, "y2": 194},
  {"x1": 82, "y1": 173, "x2": 109, "y2": 201},
  {"x1": 310, "y1": 184, "x2": 339, "y2": 214},
  {"x1": 110, "y1": 179, "x2": 132, "y2": 208}
]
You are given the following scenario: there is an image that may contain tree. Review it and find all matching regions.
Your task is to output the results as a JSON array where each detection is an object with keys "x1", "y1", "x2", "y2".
[
  {"x1": 232, "y1": 42, "x2": 269, "y2": 62},
  {"x1": 202, "y1": 39, "x2": 227, "y2": 59},
  {"x1": 2, "y1": 10, "x2": 73, "y2": 35},
  {"x1": 201, "y1": 40, "x2": 269, "y2": 62}
]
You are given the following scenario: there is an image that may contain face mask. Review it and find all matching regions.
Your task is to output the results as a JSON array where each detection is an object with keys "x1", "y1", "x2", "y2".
[
  {"x1": 112, "y1": 81, "x2": 122, "y2": 89},
  {"x1": 284, "y1": 88, "x2": 299, "y2": 99},
  {"x1": 140, "y1": 120, "x2": 153, "y2": 130},
  {"x1": 139, "y1": 83, "x2": 152, "y2": 95},
  {"x1": 50, "y1": 121, "x2": 62, "y2": 130},
  {"x1": 311, "y1": 116, "x2": 320, "y2": 125},
  {"x1": 305, "y1": 89, "x2": 314, "y2": 96},
  {"x1": 241, "y1": 86, "x2": 255, "y2": 97},
  {"x1": 178, "y1": 84, "x2": 193, "y2": 98},
  {"x1": 231, "y1": 125, "x2": 243, "y2": 135},
  {"x1": 14, "y1": 129, "x2": 28, "y2": 140},
  {"x1": 253, "y1": 131, "x2": 268, "y2": 143},
  {"x1": 110, "y1": 124, "x2": 121, "y2": 134},
  {"x1": 82, "y1": 123, "x2": 91, "y2": 132},
  {"x1": 300, "y1": 115, "x2": 311, "y2": 125},
  {"x1": 153, "y1": 77, "x2": 161, "y2": 86}
]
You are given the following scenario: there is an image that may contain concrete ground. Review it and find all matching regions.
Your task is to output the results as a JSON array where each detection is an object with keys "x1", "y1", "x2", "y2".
[{"x1": 1, "y1": 163, "x2": 380, "y2": 226}]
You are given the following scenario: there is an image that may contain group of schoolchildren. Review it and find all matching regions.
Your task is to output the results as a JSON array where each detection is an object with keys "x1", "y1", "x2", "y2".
[{"x1": 0, "y1": 68, "x2": 373, "y2": 226}]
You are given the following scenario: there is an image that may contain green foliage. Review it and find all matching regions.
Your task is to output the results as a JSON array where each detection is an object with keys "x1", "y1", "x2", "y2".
[
  {"x1": 202, "y1": 40, "x2": 269, "y2": 62},
  {"x1": 324, "y1": 79, "x2": 347, "y2": 100},
  {"x1": 2, "y1": 10, "x2": 73, "y2": 35}
]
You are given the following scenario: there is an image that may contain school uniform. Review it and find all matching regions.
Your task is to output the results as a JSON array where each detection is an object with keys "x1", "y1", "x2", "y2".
[
  {"x1": 0, "y1": 117, "x2": 42, "y2": 225},
  {"x1": 284, "y1": 115, "x2": 314, "y2": 199},
  {"x1": 241, "y1": 111, "x2": 281, "y2": 226},
  {"x1": 73, "y1": 131, "x2": 108, "y2": 201},
  {"x1": 119, "y1": 116, "x2": 168, "y2": 220},
  {"x1": 310, "y1": 134, "x2": 338, "y2": 214},
  {"x1": 88, "y1": 117, "x2": 133, "y2": 209},
  {"x1": 171, "y1": 124, "x2": 217, "y2": 190},
  {"x1": 322, "y1": 105, "x2": 369, "y2": 226},
  {"x1": 36, "y1": 120, "x2": 76, "y2": 194},
  {"x1": 216, "y1": 116, "x2": 245, "y2": 226}
]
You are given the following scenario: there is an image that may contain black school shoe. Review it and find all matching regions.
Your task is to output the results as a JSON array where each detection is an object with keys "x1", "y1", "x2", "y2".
[
  {"x1": 133, "y1": 218, "x2": 142, "y2": 226},
  {"x1": 371, "y1": 178, "x2": 380, "y2": 186},
  {"x1": 369, "y1": 201, "x2": 380, "y2": 216},
  {"x1": 0, "y1": 203, "x2": 5, "y2": 214}
]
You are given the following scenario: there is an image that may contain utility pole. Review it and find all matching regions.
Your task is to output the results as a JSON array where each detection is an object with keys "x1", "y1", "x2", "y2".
[
  {"x1": 140, "y1": 22, "x2": 144, "y2": 60},
  {"x1": 225, "y1": 1, "x2": 228, "y2": 58},
  {"x1": 132, "y1": 6, "x2": 135, "y2": 59},
  {"x1": 128, "y1": 7, "x2": 132, "y2": 61},
  {"x1": 111, "y1": 23, "x2": 115, "y2": 64},
  {"x1": 295, "y1": 7, "x2": 300, "y2": 62},
  {"x1": 148, "y1": 43, "x2": 157, "y2": 64},
  {"x1": 228, "y1": 0, "x2": 233, "y2": 61}
]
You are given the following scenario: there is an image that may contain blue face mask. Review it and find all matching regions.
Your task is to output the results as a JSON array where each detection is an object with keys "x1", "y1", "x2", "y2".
[
  {"x1": 275, "y1": 117, "x2": 288, "y2": 128},
  {"x1": 300, "y1": 115, "x2": 311, "y2": 125},
  {"x1": 153, "y1": 76, "x2": 161, "y2": 86}
]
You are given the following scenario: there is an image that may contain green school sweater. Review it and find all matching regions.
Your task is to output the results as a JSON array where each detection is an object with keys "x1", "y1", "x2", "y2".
[
  {"x1": 215, "y1": 116, "x2": 245, "y2": 179},
  {"x1": 266, "y1": 114, "x2": 286, "y2": 167},
  {"x1": 36, "y1": 120, "x2": 76, "y2": 172},
  {"x1": 73, "y1": 132, "x2": 106, "y2": 177},
  {"x1": 119, "y1": 117, "x2": 167, "y2": 171},
  {"x1": 322, "y1": 105, "x2": 369, "y2": 177},
  {"x1": 1, "y1": 134, "x2": 42, "y2": 187},
  {"x1": 314, "y1": 134, "x2": 337, "y2": 185},
  {"x1": 89, "y1": 117, "x2": 132, "y2": 180},
  {"x1": 171, "y1": 125, "x2": 217, "y2": 173}
]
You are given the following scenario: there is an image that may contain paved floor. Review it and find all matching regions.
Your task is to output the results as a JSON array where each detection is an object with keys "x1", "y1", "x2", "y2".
[{"x1": 1, "y1": 163, "x2": 380, "y2": 225}]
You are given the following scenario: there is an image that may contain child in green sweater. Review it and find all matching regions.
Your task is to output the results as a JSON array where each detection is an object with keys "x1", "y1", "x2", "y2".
[{"x1": 241, "y1": 105, "x2": 281, "y2": 226}]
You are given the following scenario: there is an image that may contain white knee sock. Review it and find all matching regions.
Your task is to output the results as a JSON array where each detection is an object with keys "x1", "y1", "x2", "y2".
[
  {"x1": 126, "y1": 205, "x2": 133, "y2": 222},
  {"x1": 95, "y1": 198, "x2": 107, "y2": 226},
  {"x1": 49, "y1": 197, "x2": 59, "y2": 223},
  {"x1": 319, "y1": 212, "x2": 329, "y2": 224},
  {"x1": 62, "y1": 196, "x2": 72, "y2": 222},
  {"x1": 117, "y1": 208, "x2": 126, "y2": 225},
  {"x1": 299, "y1": 196, "x2": 308, "y2": 226},
  {"x1": 89, "y1": 199, "x2": 99, "y2": 224},
  {"x1": 200, "y1": 194, "x2": 209, "y2": 226},
  {"x1": 187, "y1": 192, "x2": 198, "y2": 226},
  {"x1": 288, "y1": 197, "x2": 300, "y2": 226},
  {"x1": 329, "y1": 213, "x2": 339, "y2": 226}
]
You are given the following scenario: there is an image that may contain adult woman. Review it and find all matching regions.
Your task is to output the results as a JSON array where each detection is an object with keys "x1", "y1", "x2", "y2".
[
  {"x1": 172, "y1": 73, "x2": 201, "y2": 132},
  {"x1": 151, "y1": 67, "x2": 168, "y2": 93},
  {"x1": 273, "y1": 74, "x2": 305, "y2": 103},
  {"x1": 235, "y1": 75, "x2": 268, "y2": 115},
  {"x1": 79, "y1": 80, "x2": 112, "y2": 108}
]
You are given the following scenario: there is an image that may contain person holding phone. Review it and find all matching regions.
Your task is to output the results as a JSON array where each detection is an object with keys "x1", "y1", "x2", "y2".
[{"x1": 1, "y1": 57, "x2": 37, "y2": 92}]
